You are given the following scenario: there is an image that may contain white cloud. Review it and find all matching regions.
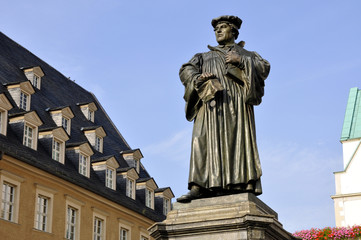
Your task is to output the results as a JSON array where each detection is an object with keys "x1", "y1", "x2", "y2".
[{"x1": 143, "y1": 127, "x2": 192, "y2": 163}]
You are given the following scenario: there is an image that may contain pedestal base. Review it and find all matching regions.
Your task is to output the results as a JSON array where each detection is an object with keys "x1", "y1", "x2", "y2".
[{"x1": 149, "y1": 193, "x2": 297, "y2": 240}]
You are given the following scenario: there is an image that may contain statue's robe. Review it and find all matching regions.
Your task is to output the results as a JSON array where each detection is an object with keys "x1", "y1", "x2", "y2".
[{"x1": 179, "y1": 43, "x2": 270, "y2": 195}]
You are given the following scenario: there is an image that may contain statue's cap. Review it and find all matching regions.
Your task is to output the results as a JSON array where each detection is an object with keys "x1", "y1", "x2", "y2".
[{"x1": 211, "y1": 15, "x2": 242, "y2": 29}]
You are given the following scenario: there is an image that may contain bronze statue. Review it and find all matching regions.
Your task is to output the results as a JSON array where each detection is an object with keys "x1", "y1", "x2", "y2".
[{"x1": 177, "y1": 15, "x2": 270, "y2": 203}]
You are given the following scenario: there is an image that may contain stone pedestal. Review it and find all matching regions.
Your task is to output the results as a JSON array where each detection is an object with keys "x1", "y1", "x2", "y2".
[{"x1": 149, "y1": 193, "x2": 297, "y2": 240}]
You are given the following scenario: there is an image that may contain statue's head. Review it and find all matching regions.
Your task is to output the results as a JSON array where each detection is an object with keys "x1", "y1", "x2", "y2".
[{"x1": 212, "y1": 15, "x2": 242, "y2": 44}]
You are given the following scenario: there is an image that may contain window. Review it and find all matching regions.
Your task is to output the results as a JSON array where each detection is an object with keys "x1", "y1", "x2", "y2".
[
  {"x1": 79, "y1": 103, "x2": 97, "y2": 123},
  {"x1": 95, "y1": 136, "x2": 102, "y2": 152},
  {"x1": 105, "y1": 168, "x2": 115, "y2": 189},
  {"x1": 52, "y1": 139, "x2": 61, "y2": 161},
  {"x1": 66, "y1": 206, "x2": 77, "y2": 240},
  {"x1": 32, "y1": 75, "x2": 40, "y2": 88},
  {"x1": 141, "y1": 236, "x2": 149, "y2": 240},
  {"x1": 1, "y1": 182, "x2": 15, "y2": 221},
  {"x1": 88, "y1": 110, "x2": 94, "y2": 122},
  {"x1": 126, "y1": 179, "x2": 134, "y2": 199},
  {"x1": 120, "y1": 228, "x2": 128, "y2": 240},
  {"x1": 79, "y1": 154, "x2": 89, "y2": 177},
  {"x1": 0, "y1": 170, "x2": 23, "y2": 223},
  {"x1": 35, "y1": 195, "x2": 49, "y2": 231},
  {"x1": 23, "y1": 124, "x2": 34, "y2": 148},
  {"x1": 65, "y1": 195, "x2": 84, "y2": 240},
  {"x1": 19, "y1": 91, "x2": 28, "y2": 110},
  {"x1": 92, "y1": 208, "x2": 108, "y2": 240},
  {"x1": 93, "y1": 217, "x2": 104, "y2": 240},
  {"x1": 163, "y1": 198, "x2": 170, "y2": 215},
  {"x1": 134, "y1": 160, "x2": 139, "y2": 172},
  {"x1": 34, "y1": 184, "x2": 55, "y2": 233},
  {"x1": 62, "y1": 117, "x2": 70, "y2": 134},
  {"x1": 23, "y1": 66, "x2": 44, "y2": 89},
  {"x1": 145, "y1": 189, "x2": 153, "y2": 208}
]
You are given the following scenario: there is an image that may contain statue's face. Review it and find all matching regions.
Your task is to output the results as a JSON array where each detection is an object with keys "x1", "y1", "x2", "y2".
[{"x1": 214, "y1": 22, "x2": 234, "y2": 45}]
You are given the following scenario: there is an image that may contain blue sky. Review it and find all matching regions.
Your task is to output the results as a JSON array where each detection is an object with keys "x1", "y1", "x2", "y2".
[{"x1": 2, "y1": 0, "x2": 361, "y2": 233}]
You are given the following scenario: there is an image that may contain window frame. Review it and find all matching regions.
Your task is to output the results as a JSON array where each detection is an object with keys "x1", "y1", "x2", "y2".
[
  {"x1": 52, "y1": 137, "x2": 65, "y2": 163},
  {"x1": 34, "y1": 184, "x2": 56, "y2": 233},
  {"x1": 105, "y1": 167, "x2": 115, "y2": 190},
  {"x1": 88, "y1": 110, "x2": 94, "y2": 122},
  {"x1": 19, "y1": 91, "x2": 29, "y2": 110},
  {"x1": 92, "y1": 209, "x2": 107, "y2": 240},
  {"x1": 126, "y1": 178, "x2": 135, "y2": 199},
  {"x1": 120, "y1": 227, "x2": 129, "y2": 240},
  {"x1": 65, "y1": 195, "x2": 84, "y2": 240},
  {"x1": 52, "y1": 138, "x2": 61, "y2": 162},
  {"x1": 95, "y1": 135, "x2": 103, "y2": 152},
  {"x1": 0, "y1": 170, "x2": 23, "y2": 224},
  {"x1": 79, "y1": 153, "x2": 90, "y2": 177},
  {"x1": 65, "y1": 206, "x2": 77, "y2": 240},
  {"x1": 1, "y1": 182, "x2": 15, "y2": 221},
  {"x1": 35, "y1": 195, "x2": 49, "y2": 231},
  {"x1": 62, "y1": 116, "x2": 70, "y2": 134},
  {"x1": 145, "y1": 188, "x2": 153, "y2": 209},
  {"x1": 118, "y1": 219, "x2": 133, "y2": 240},
  {"x1": 163, "y1": 198, "x2": 170, "y2": 215},
  {"x1": 32, "y1": 74, "x2": 40, "y2": 89},
  {"x1": 23, "y1": 123, "x2": 36, "y2": 149}
]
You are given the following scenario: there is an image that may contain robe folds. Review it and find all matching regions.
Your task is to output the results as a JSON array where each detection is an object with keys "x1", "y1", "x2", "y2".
[{"x1": 179, "y1": 43, "x2": 270, "y2": 195}]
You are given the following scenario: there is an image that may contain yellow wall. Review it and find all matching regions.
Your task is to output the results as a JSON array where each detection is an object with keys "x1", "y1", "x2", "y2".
[{"x1": 0, "y1": 154, "x2": 154, "y2": 240}]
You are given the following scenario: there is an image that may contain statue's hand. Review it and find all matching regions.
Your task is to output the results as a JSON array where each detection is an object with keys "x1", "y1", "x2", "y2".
[
  {"x1": 225, "y1": 50, "x2": 241, "y2": 65},
  {"x1": 195, "y1": 72, "x2": 216, "y2": 88}
]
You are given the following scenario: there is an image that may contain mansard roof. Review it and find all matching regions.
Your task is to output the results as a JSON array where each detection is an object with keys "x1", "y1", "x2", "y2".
[{"x1": 0, "y1": 31, "x2": 171, "y2": 221}]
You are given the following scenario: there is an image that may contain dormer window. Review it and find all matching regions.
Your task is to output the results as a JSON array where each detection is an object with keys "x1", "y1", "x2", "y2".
[
  {"x1": 117, "y1": 167, "x2": 139, "y2": 200},
  {"x1": 92, "y1": 156, "x2": 119, "y2": 190},
  {"x1": 22, "y1": 66, "x2": 44, "y2": 89},
  {"x1": 39, "y1": 127, "x2": 69, "y2": 164},
  {"x1": 155, "y1": 187, "x2": 174, "y2": 216},
  {"x1": 66, "y1": 142, "x2": 94, "y2": 178},
  {"x1": 78, "y1": 102, "x2": 97, "y2": 123},
  {"x1": 0, "y1": 94, "x2": 13, "y2": 135},
  {"x1": 47, "y1": 106, "x2": 74, "y2": 135},
  {"x1": 120, "y1": 149, "x2": 143, "y2": 173},
  {"x1": 6, "y1": 81, "x2": 35, "y2": 111},
  {"x1": 82, "y1": 126, "x2": 106, "y2": 153},
  {"x1": 136, "y1": 178, "x2": 158, "y2": 210},
  {"x1": 9, "y1": 111, "x2": 43, "y2": 150}
]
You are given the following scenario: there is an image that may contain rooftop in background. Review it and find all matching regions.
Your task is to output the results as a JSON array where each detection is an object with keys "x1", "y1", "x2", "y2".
[
  {"x1": 0, "y1": 31, "x2": 173, "y2": 222},
  {"x1": 341, "y1": 87, "x2": 361, "y2": 141}
]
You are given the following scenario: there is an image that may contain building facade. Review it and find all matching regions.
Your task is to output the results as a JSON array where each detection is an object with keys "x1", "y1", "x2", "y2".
[
  {"x1": 332, "y1": 87, "x2": 361, "y2": 227},
  {"x1": 0, "y1": 32, "x2": 173, "y2": 240}
]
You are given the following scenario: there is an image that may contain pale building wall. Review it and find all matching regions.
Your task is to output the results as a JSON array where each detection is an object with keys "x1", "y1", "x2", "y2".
[
  {"x1": 341, "y1": 139, "x2": 361, "y2": 169},
  {"x1": 333, "y1": 138, "x2": 361, "y2": 227}
]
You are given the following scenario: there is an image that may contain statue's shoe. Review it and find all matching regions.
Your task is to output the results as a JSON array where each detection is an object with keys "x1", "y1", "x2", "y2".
[{"x1": 176, "y1": 187, "x2": 205, "y2": 203}]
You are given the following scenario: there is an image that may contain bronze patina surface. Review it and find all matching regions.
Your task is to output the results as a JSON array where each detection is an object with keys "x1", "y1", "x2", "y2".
[{"x1": 178, "y1": 15, "x2": 270, "y2": 202}]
